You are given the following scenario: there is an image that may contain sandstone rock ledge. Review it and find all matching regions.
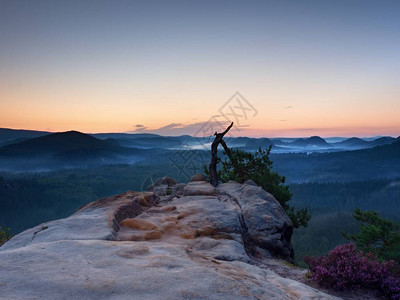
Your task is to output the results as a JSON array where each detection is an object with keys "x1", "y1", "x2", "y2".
[{"x1": 0, "y1": 176, "x2": 339, "y2": 300}]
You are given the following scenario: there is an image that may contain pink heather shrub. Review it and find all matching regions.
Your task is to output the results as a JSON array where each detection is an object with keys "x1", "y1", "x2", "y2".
[{"x1": 304, "y1": 243, "x2": 400, "y2": 299}]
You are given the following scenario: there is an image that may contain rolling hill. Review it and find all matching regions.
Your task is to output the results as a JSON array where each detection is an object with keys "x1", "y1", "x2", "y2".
[
  {"x1": 271, "y1": 141, "x2": 400, "y2": 183},
  {"x1": 0, "y1": 131, "x2": 123, "y2": 157},
  {"x1": 0, "y1": 128, "x2": 50, "y2": 146},
  {"x1": 332, "y1": 136, "x2": 397, "y2": 149},
  {"x1": 0, "y1": 131, "x2": 155, "y2": 170},
  {"x1": 290, "y1": 136, "x2": 330, "y2": 147},
  {"x1": 332, "y1": 137, "x2": 370, "y2": 148},
  {"x1": 243, "y1": 138, "x2": 274, "y2": 149}
]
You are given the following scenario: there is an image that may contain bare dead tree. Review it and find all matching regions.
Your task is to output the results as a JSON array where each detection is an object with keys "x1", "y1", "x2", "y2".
[{"x1": 209, "y1": 122, "x2": 233, "y2": 187}]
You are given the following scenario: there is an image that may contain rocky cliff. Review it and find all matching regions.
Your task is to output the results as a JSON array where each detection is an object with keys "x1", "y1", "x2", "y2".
[{"x1": 0, "y1": 175, "x2": 339, "y2": 299}]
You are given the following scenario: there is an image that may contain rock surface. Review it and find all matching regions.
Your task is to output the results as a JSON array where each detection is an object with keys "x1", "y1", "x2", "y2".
[{"x1": 0, "y1": 176, "x2": 339, "y2": 299}]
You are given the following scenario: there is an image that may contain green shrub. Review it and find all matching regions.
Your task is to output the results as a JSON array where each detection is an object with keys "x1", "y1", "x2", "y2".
[
  {"x1": 215, "y1": 147, "x2": 310, "y2": 228},
  {"x1": 0, "y1": 226, "x2": 12, "y2": 246},
  {"x1": 343, "y1": 207, "x2": 400, "y2": 262}
]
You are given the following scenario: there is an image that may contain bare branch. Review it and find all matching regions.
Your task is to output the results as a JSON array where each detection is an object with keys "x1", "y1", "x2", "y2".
[{"x1": 209, "y1": 122, "x2": 234, "y2": 187}]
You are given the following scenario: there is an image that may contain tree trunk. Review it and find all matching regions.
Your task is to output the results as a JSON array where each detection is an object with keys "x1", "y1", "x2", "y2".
[{"x1": 209, "y1": 122, "x2": 233, "y2": 187}]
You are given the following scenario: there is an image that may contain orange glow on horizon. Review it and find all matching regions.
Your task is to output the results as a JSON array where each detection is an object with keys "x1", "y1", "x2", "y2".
[{"x1": 1, "y1": 73, "x2": 399, "y2": 138}]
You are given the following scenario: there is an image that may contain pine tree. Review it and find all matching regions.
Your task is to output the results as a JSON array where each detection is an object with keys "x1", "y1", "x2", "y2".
[
  {"x1": 217, "y1": 146, "x2": 311, "y2": 228},
  {"x1": 343, "y1": 207, "x2": 400, "y2": 262}
]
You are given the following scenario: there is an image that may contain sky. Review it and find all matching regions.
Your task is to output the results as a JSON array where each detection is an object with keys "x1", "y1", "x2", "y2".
[{"x1": 0, "y1": 0, "x2": 399, "y2": 137}]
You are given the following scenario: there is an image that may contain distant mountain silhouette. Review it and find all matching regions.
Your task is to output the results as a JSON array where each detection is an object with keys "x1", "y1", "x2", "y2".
[
  {"x1": 370, "y1": 136, "x2": 396, "y2": 147},
  {"x1": 114, "y1": 136, "x2": 184, "y2": 149},
  {"x1": 244, "y1": 138, "x2": 274, "y2": 149},
  {"x1": 0, "y1": 128, "x2": 50, "y2": 145},
  {"x1": 290, "y1": 136, "x2": 330, "y2": 147},
  {"x1": 332, "y1": 136, "x2": 397, "y2": 149},
  {"x1": 0, "y1": 128, "x2": 398, "y2": 155},
  {"x1": 0, "y1": 130, "x2": 172, "y2": 171},
  {"x1": 333, "y1": 137, "x2": 370, "y2": 148},
  {"x1": 0, "y1": 131, "x2": 123, "y2": 157},
  {"x1": 271, "y1": 140, "x2": 400, "y2": 183},
  {"x1": 92, "y1": 133, "x2": 162, "y2": 139},
  {"x1": 344, "y1": 139, "x2": 400, "y2": 157},
  {"x1": 229, "y1": 137, "x2": 252, "y2": 145}
]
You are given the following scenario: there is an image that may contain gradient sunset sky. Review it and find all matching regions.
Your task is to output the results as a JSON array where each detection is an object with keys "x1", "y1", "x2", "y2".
[{"x1": 1, "y1": 0, "x2": 399, "y2": 137}]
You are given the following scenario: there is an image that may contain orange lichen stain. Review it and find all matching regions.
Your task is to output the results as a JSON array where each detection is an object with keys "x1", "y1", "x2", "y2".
[
  {"x1": 238, "y1": 286, "x2": 250, "y2": 297},
  {"x1": 134, "y1": 193, "x2": 154, "y2": 207},
  {"x1": 127, "y1": 230, "x2": 162, "y2": 241},
  {"x1": 123, "y1": 191, "x2": 137, "y2": 199},
  {"x1": 120, "y1": 218, "x2": 157, "y2": 230},
  {"x1": 143, "y1": 230, "x2": 162, "y2": 240},
  {"x1": 147, "y1": 205, "x2": 176, "y2": 214},
  {"x1": 163, "y1": 216, "x2": 178, "y2": 222},
  {"x1": 78, "y1": 191, "x2": 140, "y2": 211},
  {"x1": 179, "y1": 231, "x2": 197, "y2": 239},
  {"x1": 126, "y1": 235, "x2": 143, "y2": 241},
  {"x1": 196, "y1": 227, "x2": 232, "y2": 240},
  {"x1": 160, "y1": 205, "x2": 177, "y2": 212},
  {"x1": 160, "y1": 221, "x2": 179, "y2": 234},
  {"x1": 218, "y1": 267, "x2": 260, "y2": 289},
  {"x1": 177, "y1": 209, "x2": 196, "y2": 220},
  {"x1": 145, "y1": 193, "x2": 156, "y2": 205}
]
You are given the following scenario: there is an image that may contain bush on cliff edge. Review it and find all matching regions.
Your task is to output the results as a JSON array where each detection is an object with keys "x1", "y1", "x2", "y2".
[
  {"x1": 216, "y1": 147, "x2": 311, "y2": 228},
  {"x1": 0, "y1": 226, "x2": 12, "y2": 247}
]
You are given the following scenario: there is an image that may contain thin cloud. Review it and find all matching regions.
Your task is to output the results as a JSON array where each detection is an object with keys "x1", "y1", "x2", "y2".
[
  {"x1": 132, "y1": 124, "x2": 148, "y2": 132},
  {"x1": 128, "y1": 119, "x2": 233, "y2": 136},
  {"x1": 157, "y1": 123, "x2": 183, "y2": 130}
]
